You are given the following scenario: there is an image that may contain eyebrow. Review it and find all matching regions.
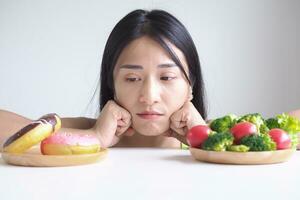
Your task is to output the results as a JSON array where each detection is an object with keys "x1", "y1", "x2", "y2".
[{"x1": 119, "y1": 63, "x2": 178, "y2": 70}]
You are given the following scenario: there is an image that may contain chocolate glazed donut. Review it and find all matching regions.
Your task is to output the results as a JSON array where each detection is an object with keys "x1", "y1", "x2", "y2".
[{"x1": 3, "y1": 113, "x2": 61, "y2": 153}]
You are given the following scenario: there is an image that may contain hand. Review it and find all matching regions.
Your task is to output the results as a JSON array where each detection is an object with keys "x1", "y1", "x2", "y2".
[
  {"x1": 167, "y1": 101, "x2": 206, "y2": 144},
  {"x1": 92, "y1": 100, "x2": 134, "y2": 148}
]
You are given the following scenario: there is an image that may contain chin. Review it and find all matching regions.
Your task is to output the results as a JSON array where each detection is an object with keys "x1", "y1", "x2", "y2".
[
  {"x1": 131, "y1": 115, "x2": 171, "y2": 136},
  {"x1": 133, "y1": 122, "x2": 169, "y2": 136}
]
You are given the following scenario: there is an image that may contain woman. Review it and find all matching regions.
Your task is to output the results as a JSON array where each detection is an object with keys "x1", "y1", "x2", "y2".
[{"x1": 0, "y1": 9, "x2": 207, "y2": 149}]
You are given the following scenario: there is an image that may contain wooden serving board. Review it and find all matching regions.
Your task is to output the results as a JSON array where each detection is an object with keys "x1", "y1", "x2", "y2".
[
  {"x1": 189, "y1": 147, "x2": 295, "y2": 165},
  {"x1": 1, "y1": 146, "x2": 108, "y2": 167}
]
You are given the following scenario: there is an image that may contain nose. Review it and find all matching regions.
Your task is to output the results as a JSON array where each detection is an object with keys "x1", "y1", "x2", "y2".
[{"x1": 139, "y1": 77, "x2": 161, "y2": 105}]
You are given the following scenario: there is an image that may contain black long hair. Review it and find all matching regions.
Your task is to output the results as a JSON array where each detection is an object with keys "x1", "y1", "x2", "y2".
[{"x1": 100, "y1": 9, "x2": 207, "y2": 119}]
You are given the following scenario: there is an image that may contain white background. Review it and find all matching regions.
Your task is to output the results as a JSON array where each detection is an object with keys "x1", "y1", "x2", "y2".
[{"x1": 0, "y1": 0, "x2": 299, "y2": 120}]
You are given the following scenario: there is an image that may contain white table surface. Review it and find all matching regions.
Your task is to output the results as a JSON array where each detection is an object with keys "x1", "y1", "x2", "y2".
[{"x1": 0, "y1": 148, "x2": 299, "y2": 200}]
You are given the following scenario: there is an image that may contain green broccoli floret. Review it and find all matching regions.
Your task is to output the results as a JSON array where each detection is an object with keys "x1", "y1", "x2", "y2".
[
  {"x1": 237, "y1": 113, "x2": 269, "y2": 134},
  {"x1": 202, "y1": 132, "x2": 234, "y2": 151},
  {"x1": 240, "y1": 134, "x2": 276, "y2": 151},
  {"x1": 227, "y1": 145, "x2": 250, "y2": 152},
  {"x1": 209, "y1": 114, "x2": 238, "y2": 133},
  {"x1": 265, "y1": 118, "x2": 280, "y2": 130},
  {"x1": 266, "y1": 113, "x2": 300, "y2": 148}
]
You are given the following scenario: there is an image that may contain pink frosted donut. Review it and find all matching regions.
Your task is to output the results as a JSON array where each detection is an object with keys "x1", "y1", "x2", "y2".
[{"x1": 41, "y1": 133, "x2": 101, "y2": 155}]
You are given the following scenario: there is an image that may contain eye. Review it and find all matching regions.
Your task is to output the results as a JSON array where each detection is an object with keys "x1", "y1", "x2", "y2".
[
  {"x1": 160, "y1": 76, "x2": 176, "y2": 81},
  {"x1": 125, "y1": 77, "x2": 141, "y2": 82}
]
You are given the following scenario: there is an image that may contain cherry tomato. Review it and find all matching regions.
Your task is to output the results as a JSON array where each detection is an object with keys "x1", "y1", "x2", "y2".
[
  {"x1": 186, "y1": 125, "x2": 211, "y2": 148},
  {"x1": 269, "y1": 128, "x2": 291, "y2": 150},
  {"x1": 230, "y1": 122, "x2": 257, "y2": 143}
]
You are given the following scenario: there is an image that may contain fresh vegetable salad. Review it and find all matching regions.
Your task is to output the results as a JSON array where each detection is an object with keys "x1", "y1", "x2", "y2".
[{"x1": 187, "y1": 113, "x2": 300, "y2": 152}]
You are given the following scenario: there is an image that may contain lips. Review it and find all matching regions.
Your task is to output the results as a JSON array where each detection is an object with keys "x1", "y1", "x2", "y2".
[{"x1": 136, "y1": 111, "x2": 164, "y2": 120}]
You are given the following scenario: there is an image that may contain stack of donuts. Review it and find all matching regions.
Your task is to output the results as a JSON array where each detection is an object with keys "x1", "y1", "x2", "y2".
[{"x1": 2, "y1": 113, "x2": 101, "y2": 155}]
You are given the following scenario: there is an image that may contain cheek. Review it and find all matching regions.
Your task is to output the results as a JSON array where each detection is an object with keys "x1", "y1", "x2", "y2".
[
  {"x1": 114, "y1": 81, "x2": 137, "y2": 109},
  {"x1": 162, "y1": 82, "x2": 189, "y2": 112}
]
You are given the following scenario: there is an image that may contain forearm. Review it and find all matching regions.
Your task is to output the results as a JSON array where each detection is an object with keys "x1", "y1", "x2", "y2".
[
  {"x1": 0, "y1": 110, "x2": 96, "y2": 133},
  {"x1": 0, "y1": 109, "x2": 32, "y2": 146},
  {"x1": 61, "y1": 117, "x2": 96, "y2": 129},
  {"x1": 0, "y1": 109, "x2": 97, "y2": 145}
]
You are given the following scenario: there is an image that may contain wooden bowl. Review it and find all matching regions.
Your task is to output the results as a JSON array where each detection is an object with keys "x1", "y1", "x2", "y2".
[
  {"x1": 1, "y1": 146, "x2": 108, "y2": 167},
  {"x1": 189, "y1": 147, "x2": 296, "y2": 165}
]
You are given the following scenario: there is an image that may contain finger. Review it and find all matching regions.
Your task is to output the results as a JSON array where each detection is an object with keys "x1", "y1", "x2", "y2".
[
  {"x1": 114, "y1": 127, "x2": 134, "y2": 143},
  {"x1": 170, "y1": 123, "x2": 186, "y2": 136},
  {"x1": 121, "y1": 112, "x2": 131, "y2": 124},
  {"x1": 116, "y1": 114, "x2": 132, "y2": 137},
  {"x1": 170, "y1": 114, "x2": 187, "y2": 129},
  {"x1": 116, "y1": 114, "x2": 131, "y2": 127},
  {"x1": 115, "y1": 125, "x2": 129, "y2": 136},
  {"x1": 111, "y1": 100, "x2": 132, "y2": 124},
  {"x1": 119, "y1": 106, "x2": 132, "y2": 120},
  {"x1": 171, "y1": 121, "x2": 186, "y2": 129},
  {"x1": 116, "y1": 119, "x2": 133, "y2": 136},
  {"x1": 117, "y1": 119, "x2": 127, "y2": 126},
  {"x1": 170, "y1": 116, "x2": 186, "y2": 129}
]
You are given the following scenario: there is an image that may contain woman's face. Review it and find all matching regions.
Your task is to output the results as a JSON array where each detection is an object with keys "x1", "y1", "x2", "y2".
[{"x1": 113, "y1": 36, "x2": 190, "y2": 136}]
